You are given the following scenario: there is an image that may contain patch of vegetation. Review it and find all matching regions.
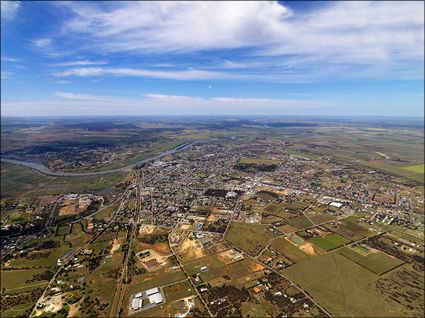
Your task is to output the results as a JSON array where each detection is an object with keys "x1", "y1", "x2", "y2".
[
  {"x1": 283, "y1": 252, "x2": 409, "y2": 317},
  {"x1": 339, "y1": 247, "x2": 404, "y2": 275},
  {"x1": 270, "y1": 237, "x2": 310, "y2": 263},
  {"x1": 308, "y1": 234, "x2": 350, "y2": 251},
  {"x1": 225, "y1": 222, "x2": 277, "y2": 256}
]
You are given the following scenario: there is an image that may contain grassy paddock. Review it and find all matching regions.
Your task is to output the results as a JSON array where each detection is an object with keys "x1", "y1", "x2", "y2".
[
  {"x1": 283, "y1": 252, "x2": 407, "y2": 317},
  {"x1": 339, "y1": 247, "x2": 404, "y2": 275},
  {"x1": 225, "y1": 222, "x2": 277, "y2": 256}
]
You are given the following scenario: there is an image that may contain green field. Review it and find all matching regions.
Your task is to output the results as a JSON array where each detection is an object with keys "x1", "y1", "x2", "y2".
[
  {"x1": 308, "y1": 234, "x2": 350, "y2": 251},
  {"x1": 270, "y1": 237, "x2": 310, "y2": 263},
  {"x1": 363, "y1": 161, "x2": 424, "y2": 183},
  {"x1": 339, "y1": 247, "x2": 404, "y2": 275},
  {"x1": 163, "y1": 280, "x2": 194, "y2": 303},
  {"x1": 9, "y1": 239, "x2": 70, "y2": 269},
  {"x1": 94, "y1": 201, "x2": 120, "y2": 220},
  {"x1": 401, "y1": 164, "x2": 425, "y2": 173},
  {"x1": 325, "y1": 218, "x2": 372, "y2": 242},
  {"x1": 66, "y1": 222, "x2": 93, "y2": 248},
  {"x1": 285, "y1": 215, "x2": 313, "y2": 230},
  {"x1": 0, "y1": 302, "x2": 34, "y2": 317},
  {"x1": 263, "y1": 203, "x2": 282, "y2": 214},
  {"x1": 1, "y1": 162, "x2": 124, "y2": 198},
  {"x1": 283, "y1": 252, "x2": 410, "y2": 317},
  {"x1": 225, "y1": 222, "x2": 278, "y2": 256},
  {"x1": 1, "y1": 269, "x2": 49, "y2": 292},
  {"x1": 0, "y1": 162, "x2": 53, "y2": 198}
]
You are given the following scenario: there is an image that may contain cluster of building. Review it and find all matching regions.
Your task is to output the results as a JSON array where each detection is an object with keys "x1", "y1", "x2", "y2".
[{"x1": 130, "y1": 287, "x2": 164, "y2": 312}]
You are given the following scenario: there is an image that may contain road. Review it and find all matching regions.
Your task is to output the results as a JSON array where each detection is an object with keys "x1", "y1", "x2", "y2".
[
  {"x1": 108, "y1": 172, "x2": 142, "y2": 317},
  {"x1": 168, "y1": 233, "x2": 214, "y2": 317},
  {"x1": 29, "y1": 185, "x2": 132, "y2": 317}
]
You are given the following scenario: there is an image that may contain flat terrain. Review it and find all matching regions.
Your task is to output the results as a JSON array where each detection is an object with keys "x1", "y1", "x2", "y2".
[
  {"x1": 308, "y1": 233, "x2": 350, "y2": 251},
  {"x1": 225, "y1": 222, "x2": 278, "y2": 256},
  {"x1": 284, "y1": 252, "x2": 411, "y2": 317},
  {"x1": 1, "y1": 116, "x2": 423, "y2": 318}
]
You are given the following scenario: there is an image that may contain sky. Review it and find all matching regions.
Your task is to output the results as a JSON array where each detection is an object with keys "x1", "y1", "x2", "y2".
[{"x1": 1, "y1": 1, "x2": 424, "y2": 117}]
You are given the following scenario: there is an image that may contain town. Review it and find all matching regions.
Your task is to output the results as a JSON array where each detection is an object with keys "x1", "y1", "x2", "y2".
[{"x1": 1, "y1": 131, "x2": 424, "y2": 317}]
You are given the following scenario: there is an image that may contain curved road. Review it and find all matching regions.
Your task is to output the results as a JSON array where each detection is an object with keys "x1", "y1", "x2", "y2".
[{"x1": 1, "y1": 140, "x2": 209, "y2": 177}]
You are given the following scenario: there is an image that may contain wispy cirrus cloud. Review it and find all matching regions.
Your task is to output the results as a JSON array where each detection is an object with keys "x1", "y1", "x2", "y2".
[
  {"x1": 1, "y1": 1, "x2": 21, "y2": 20},
  {"x1": 53, "y1": 60, "x2": 108, "y2": 67},
  {"x1": 53, "y1": 67, "x2": 243, "y2": 81},
  {"x1": 2, "y1": 92, "x2": 328, "y2": 116},
  {"x1": 51, "y1": 1, "x2": 422, "y2": 79},
  {"x1": 32, "y1": 38, "x2": 52, "y2": 48},
  {"x1": 55, "y1": 91, "x2": 112, "y2": 101},
  {"x1": 1, "y1": 56, "x2": 19, "y2": 62},
  {"x1": 1, "y1": 71, "x2": 13, "y2": 79}
]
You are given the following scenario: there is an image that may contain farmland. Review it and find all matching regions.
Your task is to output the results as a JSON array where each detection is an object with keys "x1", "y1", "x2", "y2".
[
  {"x1": 1, "y1": 116, "x2": 424, "y2": 317},
  {"x1": 308, "y1": 233, "x2": 350, "y2": 251},
  {"x1": 283, "y1": 251, "x2": 411, "y2": 317},
  {"x1": 270, "y1": 237, "x2": 310, "y2": 263},
  {"x1": 339, "y1": 246, "x2": 404, "y2": 275}
]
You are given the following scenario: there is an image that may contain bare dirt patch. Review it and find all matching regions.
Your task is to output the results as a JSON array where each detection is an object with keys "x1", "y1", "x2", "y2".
[
  {"x1": 39, "y1": 195, "x2": 59, "y2": 205},
  {"x1": 59, "y1": 204, "x2": 77, "y2": 216},
  {"x1": 178, "y1": 237, "x2": 205, "y2": 261},
  {"x1": 299, "y1": 242, "x2": 320, "y2": 256},
  {"x1": 110, "y1": 239, "x2": 121, "y2": 254},
  {"x1": 251, "y1": 262, "x2": 265, "y2": 272},
  {"x1": 153, "y1": 242, "x2": 171, "y2": 255},
  {"x1": 139, "y1": 224, "x2": 155, "y2": 236},
  {"x1": 218, "y1": 249, "x2": 244, "y2": 265},
  {"x1": 278, "y1": 224, "x2": 298, "y2": 234}
]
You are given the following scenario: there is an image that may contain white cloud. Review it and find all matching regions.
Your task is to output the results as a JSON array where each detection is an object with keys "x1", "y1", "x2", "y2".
[
  {"x1": 53, "y1": 60, "x2": 108, "y2": 67},
  {"x1": 53, "y1": 67, "x2": 243, "y2": 80},
  {"x1": 55, "y1": 91, "x2": 112, "y2": 101},
  {"x1": 61, "y1": 1, "x2": 423, "y2": 59},
  {"x1": 1, "y1": 71, "x2": 13, "y2": 79},
  {"x1": 1, "y1": 1, "x2": 20, "y2": 20},
  {"x1": 47, "y1": 1, "x2": 423, "y2": 81},
  {"x1": 33, "y1": 38, "x2": 52, "y2": 48},
  {"x1": 1, "y1": 56, "x2": 19, "y2": 62},
  {"x1": 2, "y1": 93, "x2": 328, "y2": 116},
  {"x1": 61, "y1": 1, "x2": 291, "y2": 53}
]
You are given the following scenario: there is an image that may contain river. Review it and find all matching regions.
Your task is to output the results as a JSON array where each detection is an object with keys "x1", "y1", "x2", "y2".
[{"x1": 1, "y1": 140, "x2": 210, "y2": 177}]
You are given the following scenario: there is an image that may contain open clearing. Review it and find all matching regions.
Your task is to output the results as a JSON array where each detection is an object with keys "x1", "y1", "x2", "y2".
[
  {"x1": 308, "y1": 233, "x2": 350, "y2": 251},
  {"x1": 339, "y1": 247, "x2": 404, "y2": 275},
  {"x1": 283, "y1": 252, "x2": 411, "y2": 317},
  {"x1": 225, "y1": 222, "x2": 277, "y2": 256},
  {"x1": 270, "y1": 237, "x2": 310, "y2": 263},
  {"x1": 363, "y1": 160, "x2": 424, "y2": 183},
  {"x1": 1, "y1": 269, "x2": 49, "y2": 292},
  {"x1": 401, "y1": 164, "x2": 424, "y2": 174}
]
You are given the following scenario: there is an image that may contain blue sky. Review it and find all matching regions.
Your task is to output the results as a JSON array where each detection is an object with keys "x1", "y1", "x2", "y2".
[{"x1": 1, "y1": 1, "x2": 424, "y2": 116}]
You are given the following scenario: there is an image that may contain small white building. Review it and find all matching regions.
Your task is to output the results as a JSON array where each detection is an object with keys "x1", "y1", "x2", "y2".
[
  {"x1": 329, "y1": 202, "x2": 343, "y2": 208},
  {"x1": 145, "y1": 287, "x2": 160, "y2": 296},
  {"x1": 131, "y1": 299, "x2": 140, "y2": 311}
]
